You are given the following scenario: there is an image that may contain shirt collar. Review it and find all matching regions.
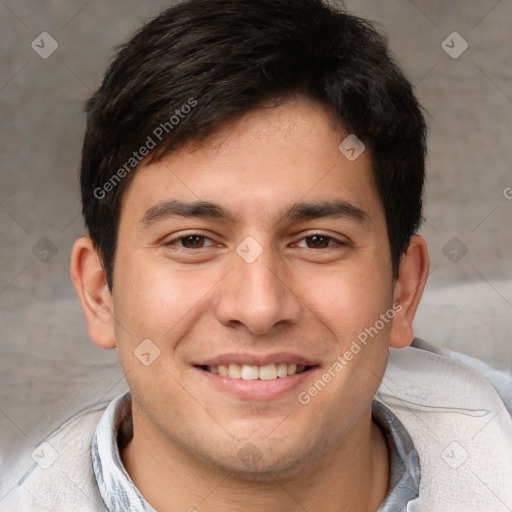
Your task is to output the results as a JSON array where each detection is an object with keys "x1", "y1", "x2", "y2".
[
  {"x1": 92, "y1": 392, "x2": 155, "y2": 512},
  {"x1": 373, "y1": 400, "x2": 421, "y2": 511},
  {"x1": 92, "y1": 392, "x2": 420, "y2": 512}
]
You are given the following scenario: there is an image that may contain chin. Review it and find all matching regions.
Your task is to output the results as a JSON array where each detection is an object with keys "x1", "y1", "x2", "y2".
[
  {"x1": 201, "y1": 437, "x2": 319, "y2": 482},
  {"x1": 225, "y1": 456, "x2": 308, "y2": 483}
]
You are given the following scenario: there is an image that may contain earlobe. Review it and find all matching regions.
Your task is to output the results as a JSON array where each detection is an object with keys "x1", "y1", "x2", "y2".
[
  {"x1": 389, "y1": 235, "x2": 429, "y2": 349},
  {"x1": 70, "y1": 237, "x2": 117, "y2": 349}
]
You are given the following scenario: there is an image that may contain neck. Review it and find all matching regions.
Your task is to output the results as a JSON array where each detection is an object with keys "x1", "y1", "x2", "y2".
[{"x1": 121, "y1": 408, "x2": 389, "y2": 512}]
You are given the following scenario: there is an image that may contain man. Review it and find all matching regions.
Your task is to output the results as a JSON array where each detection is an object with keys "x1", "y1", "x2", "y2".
[{"x1": 4, "y1": 0, "x2": 512, "y2": 510}]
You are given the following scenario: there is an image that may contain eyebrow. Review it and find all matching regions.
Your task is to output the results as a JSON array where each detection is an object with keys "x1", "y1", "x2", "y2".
[{"x1": 140, "y1": 198, "x2": 369, "y2": 228}]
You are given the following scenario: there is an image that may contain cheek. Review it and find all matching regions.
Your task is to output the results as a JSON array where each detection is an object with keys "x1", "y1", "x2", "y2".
[
  {"x1": 112, "y1": 256, "x2": 219, "y2": 353},
  {"x1": 303, "y1": 260, "x2": 393, "y2": 346},
  {"x1": 299, "y1": 265, "x2": 392, "y2": 423},
  {"x1": 111, "y1": 261, "x2": 208, "y2": 403}
]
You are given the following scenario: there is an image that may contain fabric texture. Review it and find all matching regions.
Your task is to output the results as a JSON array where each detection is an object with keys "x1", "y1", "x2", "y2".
[{"x1": 379, "y1": 341, "x2": 512, "y2": 511}]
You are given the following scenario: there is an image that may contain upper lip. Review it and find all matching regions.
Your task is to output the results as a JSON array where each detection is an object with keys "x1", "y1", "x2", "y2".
[{"x1": 195, "y1": 352, "x2": 318, "y2": 367}]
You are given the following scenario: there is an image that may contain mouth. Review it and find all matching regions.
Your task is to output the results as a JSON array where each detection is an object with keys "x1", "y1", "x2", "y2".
[
  {"x1": 193, "y1": 358, "x2": 318, "y2": 400},
  {"x1": 197, "y1": 363, "x2": 313, "y2": 380}
]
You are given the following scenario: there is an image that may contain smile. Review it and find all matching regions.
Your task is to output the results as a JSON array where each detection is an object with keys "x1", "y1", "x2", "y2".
[
  {"x1": 201, "y1": 363, "x2": 310, "y2": 380},
  {"x1": 194, "y1": 353, "x2": 318, "y2": 399}
]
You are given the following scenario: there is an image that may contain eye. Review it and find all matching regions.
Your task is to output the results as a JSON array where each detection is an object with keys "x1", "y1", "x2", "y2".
[
  {"x1": 164, "y1": 231, "x2": 345, "y2": 251},
  {"x1": 295, "y1": 233, "x2": 345, "y2": 249},
  {"x1": 165, "y1": 232, "x2": 216, "y2": 249}
]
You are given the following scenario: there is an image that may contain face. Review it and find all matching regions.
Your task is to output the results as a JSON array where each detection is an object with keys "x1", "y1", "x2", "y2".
[{"x1": 110, "y1": 97, "x2": 398, "y2": 476}]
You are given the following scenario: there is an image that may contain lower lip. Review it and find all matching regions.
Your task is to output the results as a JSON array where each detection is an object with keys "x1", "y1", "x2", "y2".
[{"x1": 195, "y1": 367, "x2": 317, "y2": 400}]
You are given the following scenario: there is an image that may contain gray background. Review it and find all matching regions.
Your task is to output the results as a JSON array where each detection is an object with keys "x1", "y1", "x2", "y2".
[{"x1": 1, "y1": 0, "x2": 511, "y2": 496}]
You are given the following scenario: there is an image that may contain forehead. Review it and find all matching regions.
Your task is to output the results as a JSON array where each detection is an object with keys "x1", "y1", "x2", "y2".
[{"x1": 120, "y1": 97, "x2": 382, "y2": 226}]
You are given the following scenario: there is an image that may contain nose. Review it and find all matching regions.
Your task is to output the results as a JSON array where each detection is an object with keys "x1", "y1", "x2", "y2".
[{"x1": 213, "y1": 242, "x2": 303, "y2": 336}]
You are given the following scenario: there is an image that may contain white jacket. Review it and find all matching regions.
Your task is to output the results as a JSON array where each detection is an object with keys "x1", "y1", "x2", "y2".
[{"x1": 3, "y1": 342, "x2": 512, "y2": 512}]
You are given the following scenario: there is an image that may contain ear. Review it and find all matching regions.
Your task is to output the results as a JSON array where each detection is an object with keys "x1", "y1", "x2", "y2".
[
  {"x1": 389, "y1": 235, "x2": 429, "y2": 349},
  {"x1": 70, "y1": 236, "x2": 117, "y2": 349}
]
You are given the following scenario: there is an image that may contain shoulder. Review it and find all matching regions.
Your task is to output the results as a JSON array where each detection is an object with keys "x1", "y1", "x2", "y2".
[
  {"x1": 414, "y1": 338, "x2": 512, "y2": 416},
  {"x1": 378, "y1": 339, "x2": 512, "y2": 511},
  {"x1": 383, "y1": 338, "x2": 512, "y2": 410},
  {"x1": 2, "y1": 402, "x2": 109, "y2": 512}
]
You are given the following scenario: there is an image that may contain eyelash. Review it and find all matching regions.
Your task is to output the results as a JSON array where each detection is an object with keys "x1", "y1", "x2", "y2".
[{"x1": 164, "y1": 231, "x2": 346, "y2": 250}]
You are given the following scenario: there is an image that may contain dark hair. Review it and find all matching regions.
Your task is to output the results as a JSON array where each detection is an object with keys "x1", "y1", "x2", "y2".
[{"x1": 81, "y1": 0, "x2": 427, "y2": 290}]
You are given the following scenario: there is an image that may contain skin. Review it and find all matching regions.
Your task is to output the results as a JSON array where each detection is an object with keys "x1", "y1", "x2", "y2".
[{"x1": 71, "y1": 97, "x2": 429, "y2": 512}]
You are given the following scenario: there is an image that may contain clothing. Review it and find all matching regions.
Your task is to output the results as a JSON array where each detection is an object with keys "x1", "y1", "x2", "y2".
[{"x1": 3, "y1": 339, "x2": 512, "y2": 511}]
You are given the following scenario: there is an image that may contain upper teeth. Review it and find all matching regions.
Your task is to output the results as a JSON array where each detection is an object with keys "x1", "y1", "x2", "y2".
[{"x1": 208, "y1": 363, "x2": 305, "y2": 380}]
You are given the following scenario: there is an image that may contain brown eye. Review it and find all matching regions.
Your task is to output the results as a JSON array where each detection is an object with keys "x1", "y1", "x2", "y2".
[
  {"x1": 165, "y1": 232, "x2": 217, "y2": 250},
  {"x1": 305, "y1": 234, "x2": 332, "y2": 248},
  {"x1": 180, "y1": 235, "x2": 206, "y2": 248}
]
